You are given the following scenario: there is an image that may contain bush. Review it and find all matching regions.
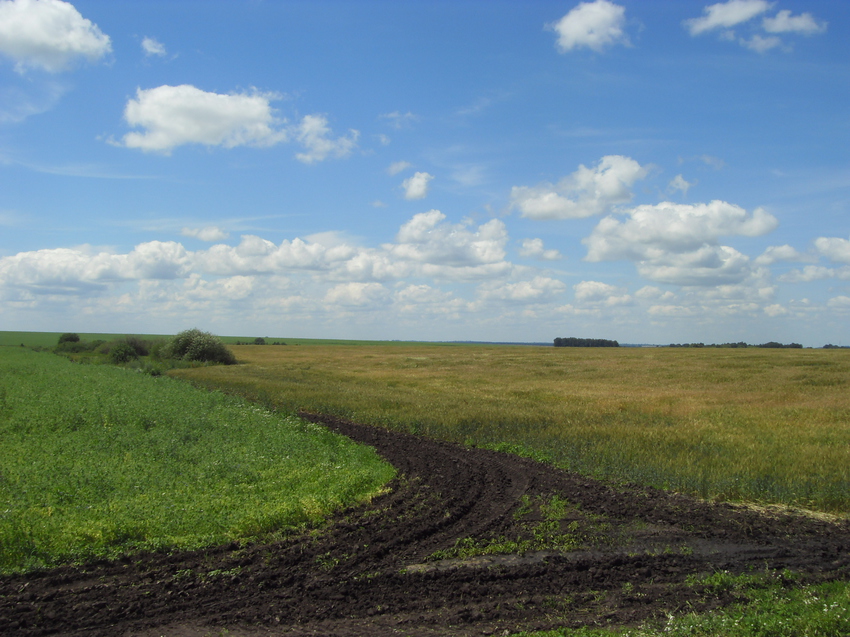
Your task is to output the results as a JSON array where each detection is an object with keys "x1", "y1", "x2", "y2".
[
  {"x1": 58, "y1": 333, "x2": 80, "y2": 345},
  {"x1": 110, "y1": 342, "x2": 139, "y2": 364},
  {"x1": 161, "y1": 329, "x2": 237, "y2": 365}
]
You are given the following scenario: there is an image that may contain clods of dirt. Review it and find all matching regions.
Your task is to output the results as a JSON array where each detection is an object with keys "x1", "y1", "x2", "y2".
[{"x1": 1, "y1": 414, "x2": 848, "y2": 636}]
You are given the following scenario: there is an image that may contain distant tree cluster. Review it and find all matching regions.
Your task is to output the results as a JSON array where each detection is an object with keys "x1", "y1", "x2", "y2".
[
  {"x1": 668, "y1": 341, "x2": 802, "y2": 349},
  {"x1": 554, "y1": 337, "x2": 619, "y2": 348},
  {"x1": 234, "y1": 337, "x2": 287, "y2": 345}
]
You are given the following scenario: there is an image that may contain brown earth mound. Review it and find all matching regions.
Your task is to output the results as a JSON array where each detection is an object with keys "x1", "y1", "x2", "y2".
[{"x1": 2, "y1": 414, "x2": 848, "y2": 636}]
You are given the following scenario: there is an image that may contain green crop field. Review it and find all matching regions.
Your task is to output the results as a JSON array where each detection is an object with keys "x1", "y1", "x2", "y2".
[
  {"x1": 0, "y1": 346, "x2": 394, "y2": 574},
  {"x1": 176, "y1": 343, "x2": 850, "y2": 515}
]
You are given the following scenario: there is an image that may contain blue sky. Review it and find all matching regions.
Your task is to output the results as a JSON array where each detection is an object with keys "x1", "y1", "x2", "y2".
[{"x1": 0, "y1": 0, "x2": 848, "y2": 345}]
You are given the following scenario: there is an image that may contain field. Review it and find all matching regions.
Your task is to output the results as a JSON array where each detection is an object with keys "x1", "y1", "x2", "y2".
[
  {"x1": 0, "y1": 347, "x2": 394, "y2": 573},
  {"x1": 1, "y1": 340, "x2": 849, "y2": 636},
  {"x1": 177, "y1": 343, "x2": 850, "y2": 513}
]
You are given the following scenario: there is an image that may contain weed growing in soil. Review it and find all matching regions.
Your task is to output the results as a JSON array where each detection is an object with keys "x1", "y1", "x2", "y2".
[
  {"x1": 515, "y1": 573, "x2": 850, "y2": 637},
  {"x1": 0, "y1": 347, "x2": 395, "y2": 574},
  {"x1": 429, "y1": 494, "x2": 589, "y2": 561}
]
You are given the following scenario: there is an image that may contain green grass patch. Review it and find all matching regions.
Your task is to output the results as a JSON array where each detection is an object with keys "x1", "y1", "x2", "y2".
[
  {"x1": 514, "y1": 573, "x2": 850, "y2": 636},
  {"x1": 0, "y1": 347, "x2": 395, "y2": 574}
]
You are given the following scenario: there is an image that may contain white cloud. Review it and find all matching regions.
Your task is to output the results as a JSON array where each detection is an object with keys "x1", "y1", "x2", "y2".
[
  {"x1": 394, "y1": 284, "x2": 465, "y2": 316},
  {"x1": 379, "y1": 111, "x2": 417, "y2": 129},
  {"x1": 827, "y1": 296, "x2": 850, "y2": 310},
  {"x1": 293, "y1": 114, "x2": 359, "y2": 164},
  {"x1": 389, "y1": 210, "x2": 508, "y2": 271},
  {"x1": 119, "y1": 85, "x2": 288, "y2": 154},
  {"x1": 667, "y1": 174, "x2": 695, "y2": 197},
  {"x1": 815, "y1": 236, "x2": 850, "y2": 264},
  {"x1": 754, "y1": 244, "x2": 808, "y2": 265},
  {"x1": 180, "y1": 226, "x2": 229, "y2": 242},
  {"x1": 141, "y1": 36, "x2": 166, "y2": 57},
  {"x1": 511, "y1": 155, "x2": 648, "y2": 220},
  {"x1": 549, "y1": 0, "x2": 628, "y2": 53},
  {"x1": 573, "y1": 280, "x2": 632, "y2": 306},
  {"x1": 684, "y1": 0, "x2": 771, "y2": 36},
  {"x1": 584, "y1": 200, "x2": 778, "y2": 286},
  {"x1": 636, "y1": 285, "x2": 675, "y2": 301},
  {"x1": 763, "y1": 10, "x2": 827, "y2": 35},
  {"x1": 324, "y1": 282, "x2": 388, "y2": 307},
  {"x1": 387, "y1": 160, "x2": 412, "y2": 176},
  {"x1": 478, "y1": 277, "x2": 567, "y2": 303},
  {"x1": 0, "y1": 0, "x2": 111, "y2": 73},
  {"x1": 778, "y1": 266, "x2": 835, "y2": 283},
  {"x1": 741, "y1": 34, "x2": 782, "y2": 53},
  {"x1": 763, "y1": 303, "x2": 788, "y2": 317},
  {"x1": 402, "y1": 171, "x2": 434, "y2": 200},
  {"x1": 0, "y1": 241, "x2": 191, "y2": 293},
  {"x1": 519, "y1": 238, "x2": 562, "y2": 261},
  {"x1": 685, "y1": 2, "x2": 826, "y2": 52}
]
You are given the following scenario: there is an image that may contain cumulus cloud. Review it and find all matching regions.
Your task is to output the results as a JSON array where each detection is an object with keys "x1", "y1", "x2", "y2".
[
  {"x1": 635, "y1": 285, "x2": 675, "y2": 301},
  {"x1": 0, "y1": 241, "x2": 191, "y2": 293},
  {"x1": 754, "y1": 244, "x2": 809, "y2": 265},
  {"x1": 478, "y1": 276, "x2": 567, "y2": 303},
  {"x1": 0, "y1": 0, "x2": 111, "y2": 73},
  {"x1": 0, "y1": 209, "x2": 518, "y2": 312},
  {"x1": 379, "y1": 111, "x2": 417, "y2": 129},
  {"x1": 389, "y1": 210, "x2": 508, "y2": 271},
  {"x1": 584, "y1": 200, "x2": 778, "y2": 286},
  {"x1": 667, "y1": 174, "x2": 695, "y2": 197},
  {"x1": 778, "y1": 266, "x2": 835, "y2": 283},
  {"x1": 119, "y1": 85, "x2": 288, "y2": 154},
  {"x1": 387, "y1": 160, "x2": 412, "y2": 176},
  {"x1": 827, "y1": 296, "x2": 850, "y2": 310},
  {"x1": 402, "y1": 171, "x2": 434, "y2": 200},
  {"x1": 573, "y1": 280, "x2": 632, "y2": 306},
  {"x1": 763, "y1": 10, "x2": 827, "y2": 35},
  {"x1": 141, "y1": 36, "x2": 166, "y2": 57},
  {"x1": 519, "y1": 238, "x2": 562, "y2": 261},
  {"x1": 814, "y1": 236, "x2": 850, "y2": 264},
  {"x1": 117, "y1": 86, "x2": 357, "y2": 161},
  {"x1": 511, "y1": 155, "x2": 648, "y2": 220},
  {"x1": 293, "y1": 114, "x2": 359, "y2": 164},
  {"x1": 324, "y1": 282, "x2": 388, "y2": 307},
  {"x1": 548, "y1": 0, "x2": 628, "y2": 53},
  {"x1": 684, "y1": 0, "x2": 771, "y2": 36},
  {"x1": 180, "y1": 226, "x2": 229, "y2": 242},
  {"x1": 684, "y1": 1, "x2": 827, "y2": 52}
]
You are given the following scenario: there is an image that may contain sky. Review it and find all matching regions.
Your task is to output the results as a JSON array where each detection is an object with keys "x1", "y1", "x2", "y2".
[{"x1": 0, "y1": 0, "x2": 848, "y2": 346}]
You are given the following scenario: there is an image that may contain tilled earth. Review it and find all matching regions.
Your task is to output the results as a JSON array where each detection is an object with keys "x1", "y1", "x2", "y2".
[{"x1": 2, "y1": 414, "x2": 849, "y2": 636}]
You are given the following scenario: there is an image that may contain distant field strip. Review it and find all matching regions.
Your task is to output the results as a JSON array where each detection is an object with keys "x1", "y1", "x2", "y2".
[
  {"x1": 0, "y1": 347, "x2": 395, "y2": 574},
  {"x1": 176, "y1": 344, "x2": 850, "y2": 514}
]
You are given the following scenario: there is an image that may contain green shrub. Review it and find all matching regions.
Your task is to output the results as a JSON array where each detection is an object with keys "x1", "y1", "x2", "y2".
[
  {"x1": 58, "y1": 333, "x2": 80, "y2": 345},
  {"x1": 110, "y1": 342, "x2": 139, "y2": 364},
  {"x1": 161, "y1": 329, "x2": 237, "y2": 365}
]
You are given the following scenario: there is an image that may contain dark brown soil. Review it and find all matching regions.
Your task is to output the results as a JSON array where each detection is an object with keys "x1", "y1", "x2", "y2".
[{"x1": 2, "y1": 414, "x2": 849, "y2": 637}]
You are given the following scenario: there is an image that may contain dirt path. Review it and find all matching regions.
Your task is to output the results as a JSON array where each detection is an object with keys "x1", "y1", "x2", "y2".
[{"x1": 2, "y1": 414, "x2": 849, "y2": 636}]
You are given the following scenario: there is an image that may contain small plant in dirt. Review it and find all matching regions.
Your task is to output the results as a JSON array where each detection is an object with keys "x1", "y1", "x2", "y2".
[{"x1": 160, "y1": 328, "x2": 237, "y2": 365}]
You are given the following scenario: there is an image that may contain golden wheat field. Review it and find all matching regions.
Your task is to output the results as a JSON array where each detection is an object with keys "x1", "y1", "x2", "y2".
[{"x1": 174, "y1": 344, "x2": 850, "y2": 513}]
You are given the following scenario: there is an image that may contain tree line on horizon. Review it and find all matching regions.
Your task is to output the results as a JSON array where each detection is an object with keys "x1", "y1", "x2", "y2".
[{"x1": 553, "y1": 337, "x2": 619, "y2": 348}]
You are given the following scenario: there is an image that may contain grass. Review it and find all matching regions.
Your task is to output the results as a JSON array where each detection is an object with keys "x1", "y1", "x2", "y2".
[
  {"x1": 173, "y1": 343, "x2": 850, "y2": 514},
  {"x1": 514, "y1": 572, "x2": 850, "y2": 636},
  {"x1": 0, "y1": 346, "x2": 395, "y2": 574}
]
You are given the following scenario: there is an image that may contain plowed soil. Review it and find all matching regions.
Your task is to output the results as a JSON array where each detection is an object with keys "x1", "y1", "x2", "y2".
[{"x1": 2, "y1": 414, "x2": 849, "y2": 637}]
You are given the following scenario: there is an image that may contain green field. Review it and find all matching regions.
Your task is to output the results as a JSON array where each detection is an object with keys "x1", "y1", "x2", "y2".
[
  {"x1": 0, "y1": 346, "x2": 394, "y2": 574},
  {"x1": 176, "y1": 343, "x2": 850, "y2": 514}
]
